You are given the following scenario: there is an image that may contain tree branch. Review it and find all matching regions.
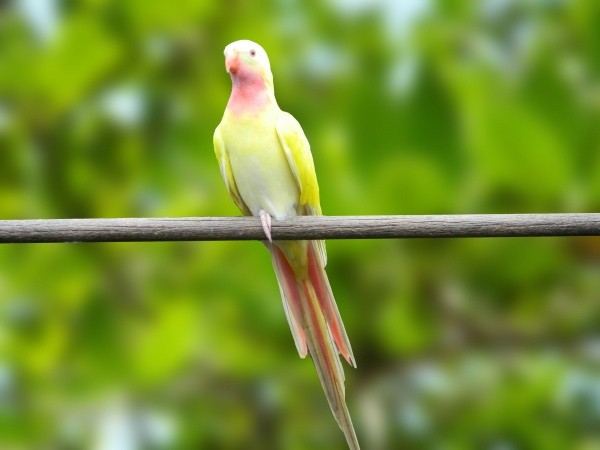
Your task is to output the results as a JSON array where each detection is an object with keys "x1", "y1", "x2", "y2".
[{"x1": 0, "y1": 214, "x2": 599, "y2": 243}]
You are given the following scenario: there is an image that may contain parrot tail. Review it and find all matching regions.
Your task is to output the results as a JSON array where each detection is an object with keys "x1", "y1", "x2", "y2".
[{"x1": 270, "y1": 242, "x2": 359, "y2": 450}]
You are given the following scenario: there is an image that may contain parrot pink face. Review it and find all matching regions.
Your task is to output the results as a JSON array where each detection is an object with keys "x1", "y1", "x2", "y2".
[{"x1": 224, "y1": 40, "x2": 273, "y2": 114}]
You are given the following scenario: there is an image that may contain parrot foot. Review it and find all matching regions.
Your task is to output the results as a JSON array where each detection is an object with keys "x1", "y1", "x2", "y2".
[{"x1": 259, "y1": 210, "x2": 272, "y2": 243}]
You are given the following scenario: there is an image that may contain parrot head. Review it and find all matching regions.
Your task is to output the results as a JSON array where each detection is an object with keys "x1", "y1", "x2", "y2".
[{"x1": 224, "y1": 40, "x2": 272, "y2": 84}]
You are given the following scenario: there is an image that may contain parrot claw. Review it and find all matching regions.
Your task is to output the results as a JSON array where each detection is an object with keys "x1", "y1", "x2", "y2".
[{"x1": 259, "y1": 210, "x2": 273, "y2": 243}]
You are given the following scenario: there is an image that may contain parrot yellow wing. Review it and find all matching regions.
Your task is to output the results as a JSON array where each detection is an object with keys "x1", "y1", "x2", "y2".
[
  {"x1": 275, "y1": 111, "x2": 321, "y2": 213},
  {"x1": 275, "y1": 111, "x2": 327, "y2": 265},
  {"x1": 213, "y1": 126, "x2": 252, "y2": 216}
]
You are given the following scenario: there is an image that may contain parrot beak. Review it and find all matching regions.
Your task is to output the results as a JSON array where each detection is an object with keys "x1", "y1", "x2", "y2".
[{"x1": 225, "y1": 51, "x2": 240, "y2": 75}]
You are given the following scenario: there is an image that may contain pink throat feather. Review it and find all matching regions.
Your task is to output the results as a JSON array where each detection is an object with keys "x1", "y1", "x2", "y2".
[{"x1": 227, "y1": 65, "x2": 270, "y2": 115}]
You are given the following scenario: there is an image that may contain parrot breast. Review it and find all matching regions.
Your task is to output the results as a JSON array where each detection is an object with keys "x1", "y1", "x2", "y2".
[{"x1": 221, "y1": 108, "x2": 299, "y2": 219}]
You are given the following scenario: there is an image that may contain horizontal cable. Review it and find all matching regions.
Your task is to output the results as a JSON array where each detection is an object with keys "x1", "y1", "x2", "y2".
[{"x1": 0, "y1": 214, "x2": 599, "y2": 244}]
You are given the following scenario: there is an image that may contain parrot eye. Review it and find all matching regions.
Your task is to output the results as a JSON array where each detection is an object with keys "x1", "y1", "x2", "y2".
[{"x1": 250, "y1": 49, "x2": 256, "y2": 57}]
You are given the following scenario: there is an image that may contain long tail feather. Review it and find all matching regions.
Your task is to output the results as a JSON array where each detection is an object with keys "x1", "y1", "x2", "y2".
[
  {"x1": 307, "y1": 242, "x2": 356, "y2": 367},
  {"x1": 271, "y1": 247, "x2": 307, "y2": 358},
  {"x1": 270, "y1": 243, "x2": 360, "y2": 449},
  {"x1": 300, "y1": 279, "x2": 360, "y2": 450}
]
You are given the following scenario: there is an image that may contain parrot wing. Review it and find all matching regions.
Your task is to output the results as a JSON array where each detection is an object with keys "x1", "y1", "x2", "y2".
[
  {"x1": 275, "y1": 111, "x2": 327, "y2": 264},
  {"x1": 213, "y1": 126, "x2": 252, "y2": 216},
  {"x1": 275, "y1": 111, "x2": 321, "y2": 213}
]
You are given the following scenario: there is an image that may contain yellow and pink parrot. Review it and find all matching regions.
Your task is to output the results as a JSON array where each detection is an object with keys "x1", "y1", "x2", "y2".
[{"x1": 213, "y1": 40, "x2": 360, "y2": 449}]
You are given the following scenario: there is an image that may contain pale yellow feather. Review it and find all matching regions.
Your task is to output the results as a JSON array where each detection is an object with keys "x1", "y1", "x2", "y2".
[
  {"x1": 275, "y1": 111, "x2": 321, "y2": 211},
  {"x1": 213, "y1": 127, "x2": 251, "y2": 216},
  {"x1": 216, "y1": 106, "x2": 300, "y2": 222},
  {"x1": 275, "y1": 111, "x2": 327, "y2": 266}
]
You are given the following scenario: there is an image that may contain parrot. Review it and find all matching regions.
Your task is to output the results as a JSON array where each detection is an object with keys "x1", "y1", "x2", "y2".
[{"x1": 213, "y1": 40, "x2": 360, "y2": 449}]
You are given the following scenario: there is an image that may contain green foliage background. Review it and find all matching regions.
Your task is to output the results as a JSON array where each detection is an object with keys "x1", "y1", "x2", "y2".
[{"x1": 1, "y1": 0, "x2": 600, "y2": 448}]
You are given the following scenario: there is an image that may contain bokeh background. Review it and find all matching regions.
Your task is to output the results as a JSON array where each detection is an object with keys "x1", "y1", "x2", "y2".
[{"x1": 1, "y1": 0, "x2": 600, "y2": 448}]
